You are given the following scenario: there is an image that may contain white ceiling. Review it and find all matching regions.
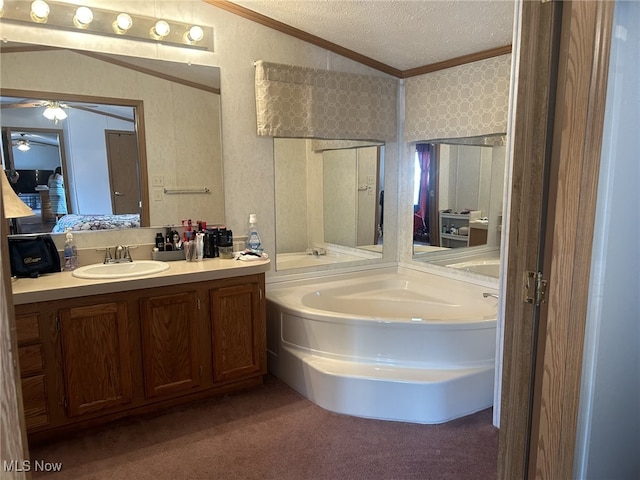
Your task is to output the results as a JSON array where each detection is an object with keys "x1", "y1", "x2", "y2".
[{"x1": 229, "y1": 0, "x2": 516, "y2": 71}]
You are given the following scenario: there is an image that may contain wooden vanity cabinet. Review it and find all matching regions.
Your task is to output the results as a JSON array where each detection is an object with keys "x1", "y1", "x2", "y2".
[
  {"x1": 13, "y1": 273, "x2": 266, "y2": 441},
  {"x1": 210, "y1": 280, "x2": 265, "y2": 382},
  {"x1": 139, "y1": 290, "x2": 202, "y2": 398},
  {"x1": 58, "y1": 302, "x2": 133, "y2": 417}
]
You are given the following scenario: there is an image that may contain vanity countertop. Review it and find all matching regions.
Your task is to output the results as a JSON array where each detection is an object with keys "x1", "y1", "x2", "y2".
[{"x1": 11, "y1": 258, "x2": 271, "y2": 305}]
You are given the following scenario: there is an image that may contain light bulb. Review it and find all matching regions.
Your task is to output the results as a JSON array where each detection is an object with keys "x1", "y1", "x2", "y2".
[
  {"x1": 186, "y1": 25, "x2": 204, "y2": 43},
  {"x1": 112, "y1": 13, "x2": 133, "y2": 34},
  {"x1": 30, "y1": 0, "x2": 49, "y2": 23},
  {"x1": 42, "y1": 107, "x2": 55, "y2": 120},
  {"x1": 150, "y1": 20, "x2": 170, "y2": 40},
  {"x1": 0, "y1": 1, "x2": 5, "y2": 18},
  {"x1": 17, "y1": 141, "x2": 30, "y2": 152},
  {"x1": 54, "y1": 108, "x2": 67, "y2": 120},
  {"x1": 73, "y1": 6, "x2": 94, "y2": 29}
]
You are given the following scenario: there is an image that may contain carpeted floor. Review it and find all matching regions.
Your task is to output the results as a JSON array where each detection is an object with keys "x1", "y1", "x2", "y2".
[{"x1": 29, "y1": 375, "x2": 498, "y2": 480}]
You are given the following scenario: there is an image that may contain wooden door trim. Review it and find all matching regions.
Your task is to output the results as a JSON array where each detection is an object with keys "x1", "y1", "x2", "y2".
[
  {"x1": 529, "y1": 2, "x2": 614, "y2": 478},
  {"x1": 498, "y1": 0, "x2": 563, "y2": 476}
]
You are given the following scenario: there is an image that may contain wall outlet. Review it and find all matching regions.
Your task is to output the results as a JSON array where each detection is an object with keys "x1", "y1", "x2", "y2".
[
  {"x1": 153, "y1": 190, "x2": 163, "y2": 201},
  {"x1": 151, "y1": 175, "x2": 164, "y2": 187}
]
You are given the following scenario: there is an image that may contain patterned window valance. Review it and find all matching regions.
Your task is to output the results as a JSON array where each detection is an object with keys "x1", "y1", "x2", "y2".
[
  {"x1": 404, "y1": 54, "x2": 512, "y2": 143},
  {"x1": 255, "y1": 61, "x2": 397, "y2": 142}
]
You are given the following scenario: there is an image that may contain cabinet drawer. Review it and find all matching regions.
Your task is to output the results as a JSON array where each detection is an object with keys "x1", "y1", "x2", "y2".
[
  {"x1": 16, "y1": 313, "x2": 40, "y2": 344},
  {"x1": 21, "y1": 375, "x2": 49, "y2": 429},
  {"x1": 18, "y1": 345, "x2": 43, "y2": 376}
]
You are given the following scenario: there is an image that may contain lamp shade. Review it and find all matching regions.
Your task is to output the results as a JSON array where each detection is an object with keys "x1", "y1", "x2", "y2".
[{"x1": 2, "y1": 172, "x2": 35, "y2": 219}]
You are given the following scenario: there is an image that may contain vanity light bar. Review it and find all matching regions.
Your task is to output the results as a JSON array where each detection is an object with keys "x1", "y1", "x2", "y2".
[{"x1": 0, "y1": 1, "x2": 213, "y2": 51}]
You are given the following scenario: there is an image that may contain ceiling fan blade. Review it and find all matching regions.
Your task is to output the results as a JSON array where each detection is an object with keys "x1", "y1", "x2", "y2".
[{"x1": 0, "y1": 102, "x2": 44, "y2": 109}]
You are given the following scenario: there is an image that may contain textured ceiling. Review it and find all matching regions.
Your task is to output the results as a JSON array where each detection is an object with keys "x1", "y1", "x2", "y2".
[{"x1": 229, "y1": 0, "x2": 515, "y2": 71}]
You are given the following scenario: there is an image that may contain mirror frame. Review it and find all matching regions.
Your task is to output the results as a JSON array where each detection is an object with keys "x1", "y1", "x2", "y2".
[{"x1": 1, "y1": 87, "x2": 150, "y2": 227}]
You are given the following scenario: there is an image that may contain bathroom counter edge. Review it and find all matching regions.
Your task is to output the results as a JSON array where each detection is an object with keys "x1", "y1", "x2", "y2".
[{"x1": 11, "y1": 258, "x2": 271, "y2": 305}]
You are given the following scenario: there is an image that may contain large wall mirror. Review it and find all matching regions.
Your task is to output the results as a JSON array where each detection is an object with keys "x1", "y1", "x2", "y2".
[
  {"x1": 274, "y1": 138, "x2": 384, "y2": 271},
  {"x1": 411, "y1": 134, "x2": 507, "y2": 278},
  {"x1": 0, "y1": 43, "x2": 223, "y2": 234}
]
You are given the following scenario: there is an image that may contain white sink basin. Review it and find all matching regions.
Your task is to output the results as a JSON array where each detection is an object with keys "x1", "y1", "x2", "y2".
[{"x1": 72, "y1": 260, "x2": 170, "y2": 279}]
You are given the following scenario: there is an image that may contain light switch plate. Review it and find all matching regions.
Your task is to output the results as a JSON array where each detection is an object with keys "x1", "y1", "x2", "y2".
[
  {"x1": 151, "y1": 175, "x2": 164, "y2": 187},
  {"x1": 153, "y1": 190, "x2": 162, "y2": 201}
]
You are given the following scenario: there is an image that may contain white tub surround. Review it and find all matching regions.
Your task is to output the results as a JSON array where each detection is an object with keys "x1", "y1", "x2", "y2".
[
  {"x1": 267, "y1": 267, "x2": 497, "y2": 424},
  {"x1": 12, "y1": 257, "x2": 270, "y2": 305}
]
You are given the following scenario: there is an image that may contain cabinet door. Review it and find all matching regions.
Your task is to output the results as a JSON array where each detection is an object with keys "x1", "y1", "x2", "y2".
[
  {"x1": 59, "y1": 302, "x2": 133, "y2": 417},
  {"x1": 210, "y1": 283, "x2": 265, "y2": 382},
  {"x1": 139, "y1": 292, "x2": 201, "y2": 398}
]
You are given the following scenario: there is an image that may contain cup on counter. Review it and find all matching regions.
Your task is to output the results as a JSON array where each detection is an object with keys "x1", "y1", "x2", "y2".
[
  {"x1": 184, "y1": 241, "x2": 196, "y2": 261},
  {"x1": 219, "y1": 244, "x2": 234, "y2": 259}
]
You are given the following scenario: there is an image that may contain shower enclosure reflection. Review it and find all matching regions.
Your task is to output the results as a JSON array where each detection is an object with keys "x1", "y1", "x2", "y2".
[{"x1": 274, "y1": 138, "x2": 384, "y2": 271}]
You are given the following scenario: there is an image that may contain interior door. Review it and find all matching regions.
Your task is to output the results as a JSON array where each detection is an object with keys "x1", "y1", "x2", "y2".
[
  {"x1": 105, "y1": 130, "x2": 140, "y2": 214},
  {"x1": 499, "y1": 1, "x2": 615, "y2": 479}
]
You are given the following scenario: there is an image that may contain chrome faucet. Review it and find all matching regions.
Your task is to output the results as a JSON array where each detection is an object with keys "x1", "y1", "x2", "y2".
[
  {"x1": 100, "y1": 245, "x2": 135, "y2": 264},
  {"x1": 483, "y1": 292, "x2": 499, "y2": 300}
]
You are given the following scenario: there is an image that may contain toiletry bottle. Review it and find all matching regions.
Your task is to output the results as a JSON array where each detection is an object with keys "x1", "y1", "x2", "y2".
[
  {"x1": 247, "y1": 214, "x2": 263, "y2": 252},
  {"x1": 155, "y1": 233, "x2": 165, "y2": 251},
  {"x1": 64, "y1": 229, "x2": 78, "y2": 270}
]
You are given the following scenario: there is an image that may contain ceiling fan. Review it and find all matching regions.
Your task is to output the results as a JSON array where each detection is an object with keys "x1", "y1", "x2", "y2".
[
  {"x1": 1, "y1": 99, "x2": 70, "y2": 123},
  {"x1": 1, "y1": 97, "x2": 127, "y2": 123},
  {"x1": 10, "y1": 132, "x2": 58, "y2": 151}
]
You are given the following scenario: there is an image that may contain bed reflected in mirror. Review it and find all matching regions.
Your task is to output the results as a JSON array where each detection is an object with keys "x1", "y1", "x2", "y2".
[{"x1": 274, "y1": 138, "x2": 384, "y2": 271}]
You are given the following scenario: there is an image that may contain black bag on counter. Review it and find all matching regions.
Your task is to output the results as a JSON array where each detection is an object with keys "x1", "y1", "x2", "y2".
[{"x1": 8, "y1": 234, "x2": 61, "y2": 278}]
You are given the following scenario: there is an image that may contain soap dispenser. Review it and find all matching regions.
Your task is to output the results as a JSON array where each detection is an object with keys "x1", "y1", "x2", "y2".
[{"x1": 247, "y1": 214, "x2": 263, "y2": 252}]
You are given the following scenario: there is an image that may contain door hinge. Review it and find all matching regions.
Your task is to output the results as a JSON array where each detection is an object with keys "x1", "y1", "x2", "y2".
[
  {"x1": 196, "y1": 298, "x2": 201, "y2": 310},
  {"x1": 524, "y1": 271, "x2": 548, "y2": 306},
  {"x1": 55, "y1": 317, "x2": 60, "y2": 331},
  {"x1": 259, "y1": 288, "x2": 263, "y2": 300},
  {"x1": 199, "y1": 365, "x2": 204, "y2": 379},
  {"x1": 62, "y1": 396, "x2": 68, "y2": 408}
]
